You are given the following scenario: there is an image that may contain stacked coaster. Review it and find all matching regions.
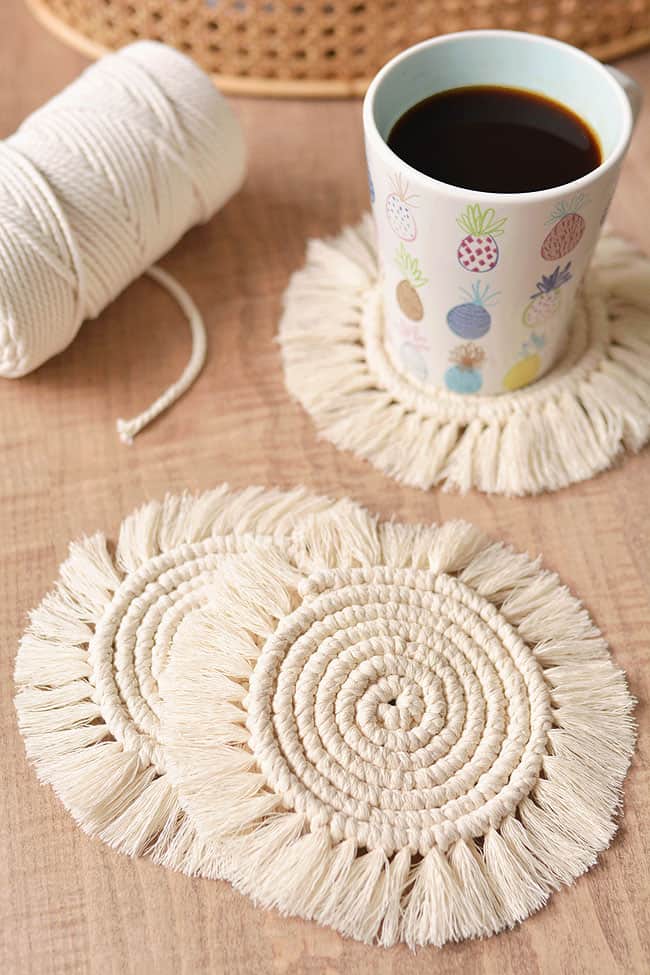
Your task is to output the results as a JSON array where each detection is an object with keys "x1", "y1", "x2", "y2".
[
  {"x1": 280, "y1": 217, "x2": 650, "y2": 495},
  {"x1": 15, "y1": 486, "x2": 635, "y2": 947}
]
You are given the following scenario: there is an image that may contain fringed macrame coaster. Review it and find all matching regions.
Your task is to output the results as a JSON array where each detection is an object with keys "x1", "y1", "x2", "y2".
[
  {"x1": 280, "y1": 216, "x2": 650, "y2": 495},
  {"x1": 16, "y1": 487, "x2": 635, "y2": 947},
  {"x1": 13, "y1": 485, "x2": 347, "y2": 874}
]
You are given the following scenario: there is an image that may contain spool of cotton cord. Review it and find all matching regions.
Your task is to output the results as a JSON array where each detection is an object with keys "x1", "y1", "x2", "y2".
[{"x1": 0, "y1": 41, "x2": 246, "y2": 443}]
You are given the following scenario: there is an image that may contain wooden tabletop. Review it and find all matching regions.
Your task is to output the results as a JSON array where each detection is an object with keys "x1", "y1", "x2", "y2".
[{"x1": 1, "y1": 2, "x2": 648, "y2": 973}]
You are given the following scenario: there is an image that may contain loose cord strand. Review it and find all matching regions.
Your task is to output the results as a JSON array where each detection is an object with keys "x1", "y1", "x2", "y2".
[{"x1": 116, "y1": 265, "x2": 208, "y2": 444}]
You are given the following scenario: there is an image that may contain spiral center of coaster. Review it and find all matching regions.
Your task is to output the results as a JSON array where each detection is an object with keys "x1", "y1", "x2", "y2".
[
  {"x1": 247, "y1": 565, "x2": 552, "y2": 856},
  {"x1": 371, "y1": 679, "x2": 425, "y2": 732}
]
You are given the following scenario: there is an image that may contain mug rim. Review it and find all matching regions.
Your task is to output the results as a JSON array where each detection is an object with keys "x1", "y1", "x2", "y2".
[{"x1": 362, "y1": 29, "x2": 633, "y2": 203}]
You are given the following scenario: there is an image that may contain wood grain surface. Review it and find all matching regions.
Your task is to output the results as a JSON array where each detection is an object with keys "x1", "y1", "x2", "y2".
[{"x1": 0, "y1": 2, "x2": 648, "y2": 972}]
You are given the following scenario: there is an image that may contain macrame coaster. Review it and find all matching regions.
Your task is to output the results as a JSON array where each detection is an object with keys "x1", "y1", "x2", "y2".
[
  {"x1": 280, "y1": 216, "x2": 650, "y2": 495},
  {"x1": 15, "y1": 487, "x2": 635, "y2": 947},
  {"x1": 14, "y1": 486, "x2": 344, "y2": 874},
  {"x1": 16, "y1": 485, "x2": 631, "y2": 943}
]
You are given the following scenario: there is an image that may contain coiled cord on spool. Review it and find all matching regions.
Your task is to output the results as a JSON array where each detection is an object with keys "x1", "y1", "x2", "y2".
[{"x1": 0, "y1": 41, "x2": 246, "y2": 441}]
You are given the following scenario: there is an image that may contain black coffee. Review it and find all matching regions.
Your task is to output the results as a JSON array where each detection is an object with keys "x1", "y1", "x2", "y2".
[{"x1": 387, "y1": 86, "x2": 601, "y2": 193}]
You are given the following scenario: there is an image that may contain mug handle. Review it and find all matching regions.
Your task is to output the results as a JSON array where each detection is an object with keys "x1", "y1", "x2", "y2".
[{"x1": 606, "y1": 65, "x2": 643, "y2": 128}]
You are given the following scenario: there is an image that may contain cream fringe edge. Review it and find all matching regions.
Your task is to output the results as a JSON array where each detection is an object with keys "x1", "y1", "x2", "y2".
[
  {"x1": 279, "y1": 215, "x2": 650, "y2": 496},
  {"x1": 14, "y1": 485, "x2": 636, "y2": 947},
  {"x1": 13, "y1": 485, "x2": 354, "y2": 876}
]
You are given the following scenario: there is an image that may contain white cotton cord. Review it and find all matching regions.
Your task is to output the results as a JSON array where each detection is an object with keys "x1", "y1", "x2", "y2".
[
  {"x1": 14, "y1": 484, "x2": 635, "y2": 944},
  {"x1": 0, "y1": 41, "x2": 246, "y2": 440},
  {"x1": 116, "y1": 266, "x2": 207, "y2": 445}
]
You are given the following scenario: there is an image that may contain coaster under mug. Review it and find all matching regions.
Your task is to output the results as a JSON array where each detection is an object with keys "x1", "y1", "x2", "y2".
[{"x1": 280, "y1": 216, "x2": 650, "y2": 495}]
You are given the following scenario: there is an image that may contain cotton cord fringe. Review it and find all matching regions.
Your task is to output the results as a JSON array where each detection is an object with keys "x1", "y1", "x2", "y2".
[
  {"x1": 280, "y1": 216, "x2": 650, "y2": 495},
  {"x1": 0, "y1": 41, "x2": 246, "y2": 442},
  {"x1": 15, "y1": 485, "x2": 635, "y2": 947}
]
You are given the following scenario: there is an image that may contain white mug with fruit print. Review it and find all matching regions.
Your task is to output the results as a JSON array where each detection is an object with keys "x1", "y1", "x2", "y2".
[{"x1": 363, "y1": 31, "x2": 641, "y2": 395}]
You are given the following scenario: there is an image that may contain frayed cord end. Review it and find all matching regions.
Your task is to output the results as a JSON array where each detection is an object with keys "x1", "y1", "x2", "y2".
[{"x1": 116, "y1": 419, "x2": 135, "y2": 446}]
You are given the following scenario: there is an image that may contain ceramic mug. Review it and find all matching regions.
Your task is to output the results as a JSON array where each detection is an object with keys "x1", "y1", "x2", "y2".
[{"x1": 363, "y1": 31, "x2": 642, "y2": 395}]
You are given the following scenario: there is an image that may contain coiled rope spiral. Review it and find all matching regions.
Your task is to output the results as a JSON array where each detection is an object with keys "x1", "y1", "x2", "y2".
[
  {"x1": 14, "y1": 486, "x2": 635, "y2": 945},
  {"x1": 247, "y1": 564, "x2": 552, "y2": 856},
  {"x1": 0, "y1": 41, "x2": 246, "y2": 441}
]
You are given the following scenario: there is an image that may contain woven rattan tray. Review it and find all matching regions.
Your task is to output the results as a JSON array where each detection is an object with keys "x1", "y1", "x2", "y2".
[{"x1": 27, "y1": 0, "x2": 650, "y2": 98}]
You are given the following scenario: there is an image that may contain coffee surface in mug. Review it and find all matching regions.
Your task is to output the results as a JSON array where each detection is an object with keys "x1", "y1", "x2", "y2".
[{"x1": 387, "y1": 85, "x2": 601, "y2": 193}]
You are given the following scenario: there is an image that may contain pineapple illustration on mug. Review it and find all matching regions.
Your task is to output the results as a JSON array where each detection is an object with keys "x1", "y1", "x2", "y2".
[
  {"x1": 503, "y1": 333, "x2": 546, "y2": 391},
  {"x1": 541, "y1": 192, "x2": 588, "y2": 260},
  {"x1": 444, "y1": 343, "x2": 486, "y2": 394},
  {"x1": 446, "y1": 282, "x2": 499, "y2": 339},
  {"x1": 523, "y1": 263, "x2": 572, "y2": 326},
  {"x1": 394, "y1": 243, "x2": 427, "y2": 320},
  {"x1": 456, "y1": 204, "x2": 507, "y2": 272},
  {"x1": 385, "y1": 173, "x2": 417, "y2": 240},
  {"x1": 397, "y1": 322, "x2": 429, "y2": 382}
]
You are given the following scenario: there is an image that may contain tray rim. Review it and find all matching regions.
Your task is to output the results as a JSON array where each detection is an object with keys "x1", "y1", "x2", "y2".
[{"x1": 26, "y1": 0, "x2": 650, "y2": 99}]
